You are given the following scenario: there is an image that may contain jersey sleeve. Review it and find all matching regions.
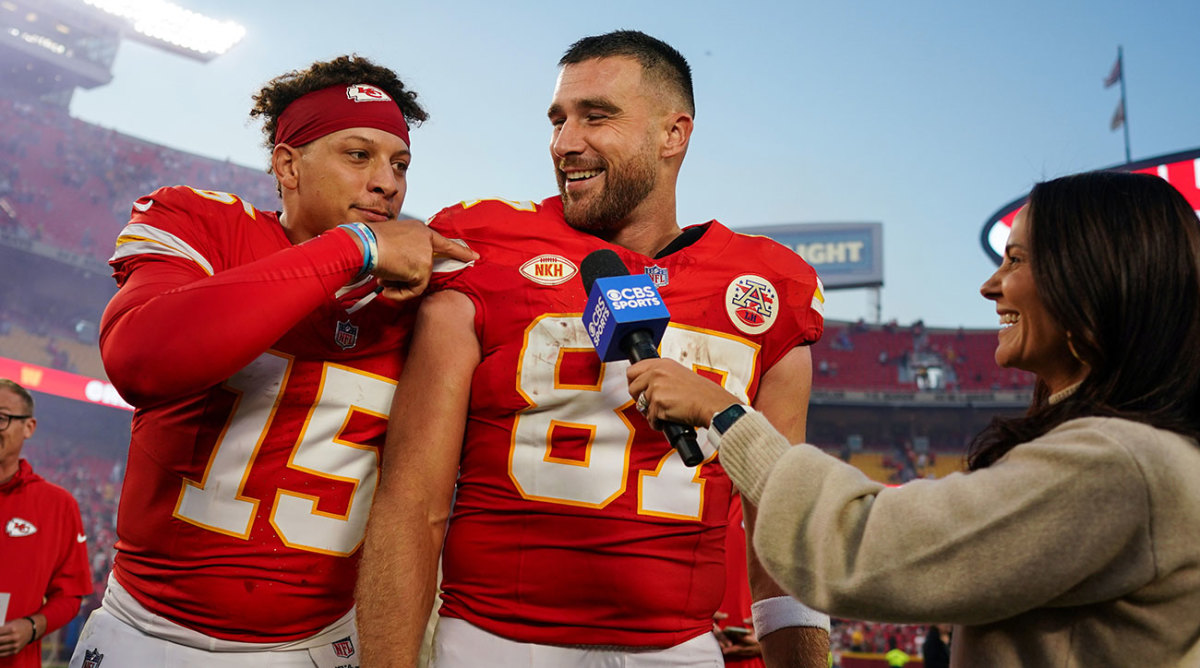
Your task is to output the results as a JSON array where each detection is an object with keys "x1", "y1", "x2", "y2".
[
  {"x1": 100, "y1": 186, "x2": 366, "y2": 406},
  {"x1": 744, "y1": 235, "x2": 825, "y2": 370},
  {"x1": 426, "y1": 201, "x2": 483, "y2": 293},
  {"x1": 424, "y1": 199, "x2": 531, "y2": 336}
]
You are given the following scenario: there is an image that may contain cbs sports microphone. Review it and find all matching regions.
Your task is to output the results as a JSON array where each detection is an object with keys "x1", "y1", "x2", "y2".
[{"x1": 580, "y1": 249, "x2": 704, "y2": 467}]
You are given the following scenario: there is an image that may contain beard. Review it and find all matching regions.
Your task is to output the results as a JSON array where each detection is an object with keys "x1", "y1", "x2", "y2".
[{"x1": 558, "y1": 144, "x2": 657, "y2": 234}]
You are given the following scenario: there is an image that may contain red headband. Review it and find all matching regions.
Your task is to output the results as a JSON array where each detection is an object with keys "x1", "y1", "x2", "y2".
[{"x1": 274, "y1": 83, "x2": 410, "y2": 148}]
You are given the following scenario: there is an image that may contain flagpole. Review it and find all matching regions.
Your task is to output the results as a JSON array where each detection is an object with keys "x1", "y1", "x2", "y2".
[{"x1": 1117, "y1": 46, "x2": 1131, "y2": 163}]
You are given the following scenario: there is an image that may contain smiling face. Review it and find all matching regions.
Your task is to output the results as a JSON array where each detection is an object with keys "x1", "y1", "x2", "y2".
[
  {"x1": 981, "y1": 205, "x2": 1085, "y2": 393},
  {"x1": 548, "y1": 56, "x2": 662, "y2": 234},
  {"x1": 274, "y1": 126, "x2": 411, "y2": 242}
]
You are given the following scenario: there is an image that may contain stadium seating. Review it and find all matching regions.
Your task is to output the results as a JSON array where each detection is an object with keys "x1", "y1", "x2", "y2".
[
  {"x1": 0, "y1": 323, "x2": 54, "y2": 367},
  {"x1": 0, "y1": 97, "x2": 278, "y2": 263},
  {"x1": 846, "y1": 451, "x2": 892, "y2": 483},
  {"x1": 813, "y1": 321, "x2": 1035, "y2": 394}
]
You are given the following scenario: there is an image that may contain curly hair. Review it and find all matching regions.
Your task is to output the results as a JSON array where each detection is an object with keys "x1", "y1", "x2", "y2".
[{"x1": 249, "y1": 54, "x2": 428, "y2": 155}]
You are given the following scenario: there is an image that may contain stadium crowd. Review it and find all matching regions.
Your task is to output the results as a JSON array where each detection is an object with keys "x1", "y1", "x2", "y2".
[{"x1": 0, "y1": 96, "x2": 278, "y2": 263}]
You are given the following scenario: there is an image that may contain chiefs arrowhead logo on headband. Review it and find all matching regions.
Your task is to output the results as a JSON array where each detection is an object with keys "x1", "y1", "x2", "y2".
[
  {"x1": 275, "y1": 83, "x2": 410, "y2": 148},
  {"x1": 346, "y1": 84, "x2": 392, "y2": 103}
]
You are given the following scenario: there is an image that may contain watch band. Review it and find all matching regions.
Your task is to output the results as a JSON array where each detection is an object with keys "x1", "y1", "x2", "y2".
[
  {"x1": 711, "y1": 403, "x2": 749, "y2": 435},
  {"x1": 708, "y1": 403, "x2": 753, "y2": 449}
]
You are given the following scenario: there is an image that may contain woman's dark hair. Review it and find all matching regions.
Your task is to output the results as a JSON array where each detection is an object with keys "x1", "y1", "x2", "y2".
[
  {"x1": 968, "y1": 171, "x2": 1200, "y2": 469},
  {"x1": 249, "y1": 54, "x2": 427, "y2": 156}
]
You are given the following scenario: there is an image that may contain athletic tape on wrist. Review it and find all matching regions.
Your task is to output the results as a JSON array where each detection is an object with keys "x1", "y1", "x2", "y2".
[{"x1": 750, "y1": 596, "x2": 830, "y2": 636}]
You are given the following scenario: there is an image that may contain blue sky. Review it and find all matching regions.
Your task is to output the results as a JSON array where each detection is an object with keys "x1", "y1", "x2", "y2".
[{"x1": 69, "y1": 0, "x2": 1200, "y2": 328}]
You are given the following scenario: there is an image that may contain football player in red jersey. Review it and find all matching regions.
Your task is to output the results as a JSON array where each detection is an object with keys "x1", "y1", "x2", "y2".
[
  {"x1": 67, "y1": 56, "x2": 476, "y2": 668},
  {"x1": 0, "y1": 379, "x2": 92, "y2": 668},
  {"x1": 358, "y1": 31, "x2": 829, "y2": 667}
]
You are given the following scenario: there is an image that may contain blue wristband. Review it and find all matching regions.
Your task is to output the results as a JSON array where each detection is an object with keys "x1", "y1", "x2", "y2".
[{"x1": 338, "y1": 223, "x2": 378, "y2": 277}]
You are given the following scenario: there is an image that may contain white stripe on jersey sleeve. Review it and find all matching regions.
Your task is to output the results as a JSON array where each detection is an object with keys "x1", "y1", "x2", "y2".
[
  {"x1": 432, "y1": 239, "x2": 475, "y2": 275},
  {"x1": 335, "y1": 275, "x2": 374, "y2": 299},
  {"x1": 109, "y1": 223, "x2": 216, "y2": 276}
]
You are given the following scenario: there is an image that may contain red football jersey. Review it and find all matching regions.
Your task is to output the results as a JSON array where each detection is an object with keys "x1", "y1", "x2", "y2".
[
  {"x1": 103, "y1": 186, "x2": 413, "y2": 642},
  {"x1": 429, "y1": 197, "x2": 824, "y2": 647},
  {"x1": 0, "y1": 460, "x2": 93, "y2": 668}
]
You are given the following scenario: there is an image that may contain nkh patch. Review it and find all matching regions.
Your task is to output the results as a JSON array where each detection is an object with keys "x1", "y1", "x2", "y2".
[
  {"x1": 644, "y1": 264, "x2": 669, "y2": 287},
  {"x1": 333, "y1": 636, "x2": 356, "y2": 658},
  {"x1": 725, "y1": 274, "x2": 779, "y2": 335},
  {"x1": 5, "y1": 517, "x2": 36, "y2": 537},
  {"x1": 334, "y1": 320, "x2": 359, "y2": 350},
  {"x1": 519, "y1": 254, "x2": 578, "y2": 286},
  {"x1": 83, "y1": 648, "x2": 105, "y2": 668}
]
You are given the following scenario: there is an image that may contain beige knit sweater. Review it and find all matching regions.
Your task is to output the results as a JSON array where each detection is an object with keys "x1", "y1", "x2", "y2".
[{"x1": 719, "y1": 414, "x2": 1200, "y2": 667}]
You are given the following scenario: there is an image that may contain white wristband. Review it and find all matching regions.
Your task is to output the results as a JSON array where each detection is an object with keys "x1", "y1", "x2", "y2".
[{"x1": 750, "y1": 596, "x2": 830, "y2": 636}]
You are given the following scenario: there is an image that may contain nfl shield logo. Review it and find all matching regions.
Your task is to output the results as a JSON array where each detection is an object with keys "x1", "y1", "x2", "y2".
[
  {"x1": 332, "y1": 636, "x2": 356, "y2": 658},
  {"x1": 334, "y1": 320, "x2": 359, "y2": 350},
  {"x1": 83, "y1": 648, "x2": 104, "y2": 668},
  {"x1": 644, "y1": 265, "x2": 669, "y2": 287}
]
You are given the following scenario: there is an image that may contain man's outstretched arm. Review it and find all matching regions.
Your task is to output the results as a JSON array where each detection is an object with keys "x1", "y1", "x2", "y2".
[
  {"x1": 357, "y1": 290, "x2": 479, "y2": 666},
  {"x1": 748, "y1": 345, "x2": 830, "y2": 668}
]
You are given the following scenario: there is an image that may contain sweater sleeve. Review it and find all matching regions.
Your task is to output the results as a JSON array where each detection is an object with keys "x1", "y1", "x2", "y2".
[
  {"x1": 720, "y1": 414, "x2": 1157, "y2": 625},
  {"x1": 99, "y1": 229, "x2": 362, "y2": 406}
]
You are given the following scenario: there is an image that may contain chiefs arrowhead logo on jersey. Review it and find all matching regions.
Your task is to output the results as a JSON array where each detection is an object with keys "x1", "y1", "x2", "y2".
[
  {"x1": 346, "y1": 83, "x2": 393, "y2": 103},
  {"x1": 519, "y1": 254, "x2": 578, "y2": 286},
  {"x1": 725, "y1": 274, "x2": 779, "y2": 335},
  {"x1": 5, "y1": 517, "x2": 37, "y2": 537}
]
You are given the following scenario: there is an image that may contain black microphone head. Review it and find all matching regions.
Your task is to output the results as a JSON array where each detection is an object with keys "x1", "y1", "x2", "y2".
[{"x1": 580, "y1": 249, "x2": 630, "y2": 294}]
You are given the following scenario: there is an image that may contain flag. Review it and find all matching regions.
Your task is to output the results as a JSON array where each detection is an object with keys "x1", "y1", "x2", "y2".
[
  {"x1": 1110, "y1": 99, "x2": 1125, "y2": 131},
  {"x1": 1103, "y1": 53, "x2": 1122, "y2": 88}
]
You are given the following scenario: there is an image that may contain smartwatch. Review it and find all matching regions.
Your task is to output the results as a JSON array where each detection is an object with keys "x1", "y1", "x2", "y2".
[{"x1": 708, "y1": 403, "x2": 753, "y2": 449}]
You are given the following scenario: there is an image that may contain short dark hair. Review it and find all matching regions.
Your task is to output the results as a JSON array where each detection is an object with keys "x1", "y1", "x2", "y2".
[
  {"x1": 0, "y1": 379, "x2": 34, "y2": 415},
  {"x1": 559, "y1": 30, "x2": 695, "y2": 117},
  {"x1": 250, "y1": 54, "x2": 428, "y2": 156},
  {"x1": 969, "y1": 171, "x2": 1200, "y2": 469}
]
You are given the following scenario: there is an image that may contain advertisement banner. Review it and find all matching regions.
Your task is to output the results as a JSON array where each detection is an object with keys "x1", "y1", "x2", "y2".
[
  {"x1": 737, "y1": 222, "x2": 883, "y2": 289},
  {"x1": 0, "y1": 356, "x2": 132, "y2": 411}
]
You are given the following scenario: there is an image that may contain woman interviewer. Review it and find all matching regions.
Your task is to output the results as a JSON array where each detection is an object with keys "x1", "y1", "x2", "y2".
[{"x1": 627, "y1": 171, "x2": 1200, "y2": 665}]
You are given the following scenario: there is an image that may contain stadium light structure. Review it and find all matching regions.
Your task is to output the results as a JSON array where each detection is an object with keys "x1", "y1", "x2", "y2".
[{"x1": 80, "y1": 0, "x2": 244, "y2": 61}]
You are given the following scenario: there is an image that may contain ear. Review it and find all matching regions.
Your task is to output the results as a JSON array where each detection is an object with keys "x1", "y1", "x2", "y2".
[
  {"x1": 271, "y1": 143, "x2": 302, "y2": 192},
  {"x1": 660, "y1": 112, "x2": 693, "y2": 160},
  {"x1": 22, "y1": 416, "x2": 35, "y2": 440}
]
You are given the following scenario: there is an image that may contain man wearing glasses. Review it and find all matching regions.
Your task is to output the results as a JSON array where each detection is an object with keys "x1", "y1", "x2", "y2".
[{"x1": 0, "y1": 379, "x2": 92, "y2": 667}]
